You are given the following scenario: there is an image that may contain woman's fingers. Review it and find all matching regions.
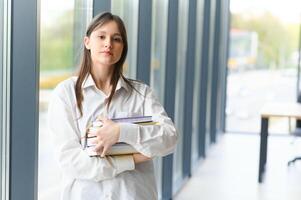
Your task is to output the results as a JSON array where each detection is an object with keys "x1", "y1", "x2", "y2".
[
  {"x1": 93, "y1": 139, "x2": 112, "y2": 157},
  {"x1": 93, "y1": 140, "x2": 104, "y2": 152},
  {"x1": 87, "y1": 116, "x2": 119, "y2": 157},
  {"x1": 101, "y1": 146, "x2": 109, "y2": 157}
]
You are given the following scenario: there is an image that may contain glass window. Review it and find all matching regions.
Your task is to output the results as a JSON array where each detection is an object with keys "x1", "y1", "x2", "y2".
[
  {"x1": 111, "y1": 0, "x2": 139, "y2": 79},
  {"x1": 226, "y1": 0, "x2": 301, "y2": 133},
  {"x1": 150, "y1": 0, "x2": 168, "y2": 102},
  {"x1": 150, "y1": 0, "x2": 168, "y2": 198},
  {"x1": 173, "y1": 0, "x2": 189, "y2": 192},
  {"x1": 38, "y1": 1, "x2": 92, "y2": 199}
]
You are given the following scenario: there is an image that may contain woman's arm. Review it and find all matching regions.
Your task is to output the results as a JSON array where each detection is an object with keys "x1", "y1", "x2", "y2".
[
  {"x1": 47, "y1": 86, "x2": 135, "y2": 182},
  {"x1": 118, "y1": 86, "x2": 178, "y2": 158}
]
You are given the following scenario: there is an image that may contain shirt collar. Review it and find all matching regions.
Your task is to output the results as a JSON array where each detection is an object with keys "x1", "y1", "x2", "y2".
[
  {"x1": 81, "y1": 74, "x2": 95, "y2": 89},
  {"x1": 82, "y1": 73, "x2": 130, "y2": 92},
  {"x1": 116, "y1": 76, "x2": 130, "y2": 92}
]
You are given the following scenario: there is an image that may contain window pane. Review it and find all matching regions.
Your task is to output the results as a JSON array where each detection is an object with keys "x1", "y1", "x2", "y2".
[
  {"x1": 111, "y1": 0, "x2": 139, "y2": 79},
  {"x1": 150, "y1": 0, "x2": 168, "y2": 102},
  {"x1": 38, "y1": 1, "x2": 92, "y2": 199},
  {"x1": 150, "y1": 0, "x2": 168, "y2": 198},
  {"x1": 226, "y1": 0, "x2": 301, "y2": 133},
  {"x1": 173, "y1": 0, "x2": 189, "y2": 192}
]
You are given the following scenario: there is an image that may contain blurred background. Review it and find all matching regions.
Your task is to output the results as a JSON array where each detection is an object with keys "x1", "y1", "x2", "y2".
[
  {"x1": 226, "y1": 0, "x2": 301, "y2": 133},
  {"x1": 2, "y1": 0, "x2": 300, "y2": 199}
]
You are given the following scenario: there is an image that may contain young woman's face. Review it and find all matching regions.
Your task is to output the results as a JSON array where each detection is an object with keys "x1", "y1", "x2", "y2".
[{"x1": 84, "y1": 20, "x2": 124, "y2": 67}]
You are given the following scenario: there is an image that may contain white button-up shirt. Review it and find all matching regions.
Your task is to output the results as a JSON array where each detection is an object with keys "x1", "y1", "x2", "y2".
[{"x1": 47, "y1": 74, "x2": 177, "y2": 200}]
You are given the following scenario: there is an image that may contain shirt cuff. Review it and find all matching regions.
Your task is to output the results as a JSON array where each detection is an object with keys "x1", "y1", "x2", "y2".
[
  {"x1": 115, "y1": 155, "x2": 135, "y2": 173},
  {"x1": 118, "y1": 123, "x2": 139, "y2": 145}
]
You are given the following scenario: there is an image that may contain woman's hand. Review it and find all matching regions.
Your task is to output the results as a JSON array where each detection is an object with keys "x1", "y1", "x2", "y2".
[
  {"x1": 88, "y1": 116, "x2": 120, "y2": 157},
  {"x1": 132, "y1": 153, "x2": 151, "y2": 164}
]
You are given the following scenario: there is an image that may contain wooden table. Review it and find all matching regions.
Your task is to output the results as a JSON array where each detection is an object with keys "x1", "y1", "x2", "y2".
[{"x1": 258, "y1": 102, "x2": 301, "y2": 183}]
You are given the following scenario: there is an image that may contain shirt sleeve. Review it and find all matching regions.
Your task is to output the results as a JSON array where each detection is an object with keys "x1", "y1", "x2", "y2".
[
  {"x1": 118, "y1": 86, "x2": 178, "y2": 157},
  {"x1": 47, "y1": 86, "x2": 135, "y2": 182}
]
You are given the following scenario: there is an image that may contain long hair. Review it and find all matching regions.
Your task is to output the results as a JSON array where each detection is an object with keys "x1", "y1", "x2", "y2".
[{"x1": 75, "y1": 12, "x2": 134, "y2": 116}]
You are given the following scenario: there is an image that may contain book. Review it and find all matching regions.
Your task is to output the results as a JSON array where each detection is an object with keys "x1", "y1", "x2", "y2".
[
  {"x1": 109, "y1": 115, "x2": 153, "y2": 124},
  {"x1": 82, "y1": 116, "x2": 158, "y2": 156},
  {"x1": 84, "y1": 142, "x2": 139, "y2": 156}
]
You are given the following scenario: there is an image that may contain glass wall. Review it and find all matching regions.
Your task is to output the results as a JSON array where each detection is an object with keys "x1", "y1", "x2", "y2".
[
  {"x1": 150, "y1": 0, "x2": 168, "y2": 102},
  {"x1": 226, "y1": 0, "x2": 301, "y2": 133},
  {"x1": 38, "y1": 1, "x2": 92, "y2": 199},
  {"x1": 173, "y1": 0, "x2": 189, "y2": 193},
  {"x1": 111, "y1": 0, "x2": 139, "y2": 79},
  {"x1": 150, "y1": 0, "x2": 169, "y2": 198},
  {"x1": 4, "y1": 0, "x2": 231, "y2": 199}
]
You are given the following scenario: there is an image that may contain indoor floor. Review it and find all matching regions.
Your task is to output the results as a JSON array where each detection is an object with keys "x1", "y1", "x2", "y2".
[{"x1": 175, "y1": 133, "x2": 301, "y2": 200}]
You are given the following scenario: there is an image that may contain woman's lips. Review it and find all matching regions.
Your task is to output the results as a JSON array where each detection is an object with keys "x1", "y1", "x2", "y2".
[{"x1": 101, "y1": 51, "x2": 113, "y2": 56}]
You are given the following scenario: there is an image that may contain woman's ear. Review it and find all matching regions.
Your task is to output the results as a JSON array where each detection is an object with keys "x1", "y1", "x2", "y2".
[{"x1": 84, "y1": 36, "x2": 90, "y2": 50}]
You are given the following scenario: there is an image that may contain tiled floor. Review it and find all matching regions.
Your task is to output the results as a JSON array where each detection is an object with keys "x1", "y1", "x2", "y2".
[{"x1": 174, "y1": 133, "x2": 301, "y2": 200}]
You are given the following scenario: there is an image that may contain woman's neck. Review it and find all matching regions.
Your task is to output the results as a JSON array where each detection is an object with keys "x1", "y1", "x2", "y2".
[{"x1": 91, "y1": 64, "x2": 114, "y2": 95}]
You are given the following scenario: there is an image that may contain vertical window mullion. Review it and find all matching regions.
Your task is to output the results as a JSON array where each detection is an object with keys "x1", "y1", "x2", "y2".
[
  {"x1": 92, "y1": 0, "x2": 110, "y2": 16},
  {"x1": 210, "y1": 0, "x2": 221, "y2": 142},
  {"x1": 136, "y1": 0, "x2": 152, "y2": 84},
  {"x1": 1, "y1": 0, "x2": 11, "y2": 199},
  {"x1": 10, "y1": 0, "x2": 39, "y2": 199},
  {"x1": 182, "y1": 0, "x2": 197, "y2": 178},
  {"x1": 162, "y1": 0, "x2": 178, "y2": 197},
  {"x1": 198, "y1": 0, "x2": 211, "y2": 157}
]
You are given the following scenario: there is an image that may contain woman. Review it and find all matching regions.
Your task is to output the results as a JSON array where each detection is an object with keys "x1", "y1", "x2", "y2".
[{"x1": 48, "y1": 12, "x2": 177, "y2": 200}]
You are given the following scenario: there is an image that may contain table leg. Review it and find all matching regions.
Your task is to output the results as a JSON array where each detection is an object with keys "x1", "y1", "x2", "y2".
[{"x1": 258, "y1": 117, "x2": 268, "y2": 183}]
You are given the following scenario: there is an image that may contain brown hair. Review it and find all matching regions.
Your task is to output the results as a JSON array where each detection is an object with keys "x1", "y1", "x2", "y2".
[{"x1": 75, "y1": 12, "x2": 135, "y2": 116}]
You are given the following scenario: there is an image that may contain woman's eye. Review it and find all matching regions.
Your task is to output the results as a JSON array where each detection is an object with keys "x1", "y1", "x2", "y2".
[
  {"x1": 99, "y1": 35, "x2": 105, "y2": 39},
  {"x1": 113, "y1": 37, "x2": 122, "y2": 42}
]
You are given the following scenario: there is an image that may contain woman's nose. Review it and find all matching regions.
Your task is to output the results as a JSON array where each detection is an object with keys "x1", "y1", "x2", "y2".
[{"x1": 104, "y1": 38, "x2": 112, "y2": 48}]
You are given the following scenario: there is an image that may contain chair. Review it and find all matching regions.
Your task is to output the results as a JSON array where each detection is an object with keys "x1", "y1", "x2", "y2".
[{"x1": 287, "y1": 121, "x2": 301, "y2": 166}]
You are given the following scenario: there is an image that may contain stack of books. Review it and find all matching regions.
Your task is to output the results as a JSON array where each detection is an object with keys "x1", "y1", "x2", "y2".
[{"x1": 82, "y1": 116, "x2": 157, "y2": 156}]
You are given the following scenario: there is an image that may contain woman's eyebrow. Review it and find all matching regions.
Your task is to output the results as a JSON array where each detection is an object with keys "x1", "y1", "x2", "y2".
[
  {"x1": 113, "y1": 33, "x2": 122, "y2": 37},
  {"x1": 97, "y1": 31, "x2": 121, "y2": 36}
]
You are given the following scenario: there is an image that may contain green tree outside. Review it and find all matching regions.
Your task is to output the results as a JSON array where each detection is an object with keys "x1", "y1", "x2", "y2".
[
  {"x1": 231, "y1": 12, "x2": 299, "y2": 69},
  {"x1": 40, "y1": 10, "x2": 74, "y2": 72}
]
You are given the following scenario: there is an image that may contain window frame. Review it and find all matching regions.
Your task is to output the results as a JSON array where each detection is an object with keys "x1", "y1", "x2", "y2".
[
  {"x1": 9, "y1": 0, "x2": 39, "y2": 199},
  {"x1": 1, "y1": 0, "x2": 11, "y2": 199}
]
